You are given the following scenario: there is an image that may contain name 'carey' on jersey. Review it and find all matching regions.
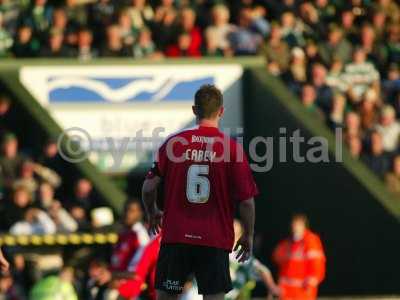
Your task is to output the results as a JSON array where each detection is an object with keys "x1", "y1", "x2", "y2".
[{"x1": 185, "y1": 149, "x2": 216, "y2": 162}]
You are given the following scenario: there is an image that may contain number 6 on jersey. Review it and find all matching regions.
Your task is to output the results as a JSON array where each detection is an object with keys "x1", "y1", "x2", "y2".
[{"x1": 186, "y1": 164, "x2": 210, "y2": 203}]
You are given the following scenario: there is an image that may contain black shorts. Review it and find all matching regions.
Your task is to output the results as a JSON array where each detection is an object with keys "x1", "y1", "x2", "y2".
[{"x1": 155, "y1": 243, "x2": 232, "y2": 295}]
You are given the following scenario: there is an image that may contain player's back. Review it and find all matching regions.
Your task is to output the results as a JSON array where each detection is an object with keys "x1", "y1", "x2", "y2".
[{"x1": 154, "y1": 125, "x2": 257, "y2": 250}]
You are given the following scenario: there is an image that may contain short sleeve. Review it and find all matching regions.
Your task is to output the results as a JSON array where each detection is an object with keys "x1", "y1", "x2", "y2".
[
  {"x1": 146, "y1": 143, "x2": 168, "y2": 179},
  {"x1": 230, "y1": 141, "x2": 259, "y2": 202}
]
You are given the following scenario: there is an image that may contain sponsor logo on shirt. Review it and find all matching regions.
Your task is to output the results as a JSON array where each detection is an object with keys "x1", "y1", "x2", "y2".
[
  {"x1": 191, "y1": 135, "x2": 215, "y2": 144},
  {"x1": 185, "y1": 234, "x2": 202, "y2": 240}
]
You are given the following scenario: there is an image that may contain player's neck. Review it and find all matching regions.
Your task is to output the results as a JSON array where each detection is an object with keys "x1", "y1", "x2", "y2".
[{"x1": 198, "y1": 119, "x2": 219, "y2": 128}]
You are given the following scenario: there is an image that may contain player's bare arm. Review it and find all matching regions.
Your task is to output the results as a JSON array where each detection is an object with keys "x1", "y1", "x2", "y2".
[
  {"x1": 142, "y1": 176, "x2": 163, "y2": 235},
  {"x1": 234, "y1": 198, "x2": 255, "y2": 263}
]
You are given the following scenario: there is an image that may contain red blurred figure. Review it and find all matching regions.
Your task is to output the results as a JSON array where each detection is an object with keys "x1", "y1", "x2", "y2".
[
  {"x1": 118, "y1": 234, "x2": 161, "y2": 300},
  {"x1": 165, "y1": 7, "x2": 202, "y2": 57},
  {"x1": 273, "y1": 214, "x2": 326, "y2": 300}
]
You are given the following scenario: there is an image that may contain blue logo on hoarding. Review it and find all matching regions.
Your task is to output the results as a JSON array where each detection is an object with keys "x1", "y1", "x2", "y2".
[{"x1": 47, "y1": 76, "x2": 214, "y2": 103}]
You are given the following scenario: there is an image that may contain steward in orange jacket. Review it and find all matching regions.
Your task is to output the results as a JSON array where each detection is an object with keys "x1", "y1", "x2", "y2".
[{"x1": 273, "y1": 214, "x2": 326, "y2": 300}]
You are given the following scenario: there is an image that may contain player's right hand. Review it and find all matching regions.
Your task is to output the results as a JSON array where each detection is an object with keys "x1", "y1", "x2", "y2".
[{"x1": 149, "y1": 210, "x2": 163, "y2": 235}]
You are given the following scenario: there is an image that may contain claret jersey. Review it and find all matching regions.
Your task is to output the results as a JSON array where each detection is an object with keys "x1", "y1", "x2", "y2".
[{"x1": 146, "y1": 125, "x2": 258, "y2": 251}]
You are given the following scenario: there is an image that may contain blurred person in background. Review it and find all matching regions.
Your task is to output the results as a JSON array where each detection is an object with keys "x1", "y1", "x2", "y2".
[
  {"x1": 12, "y1": 25, "x2": 40, "y2": 57},
  {"x1": 0, "y1": 12, "x2": 13, "y2": 57},
  {"x1": 228, "y1": 6, "x2": 269, "y2": 56},
  {"x1": 318, "y1": 24, "x2": 352, "y2": 66},
  {"x1": 76, "y1": 27, "x2": 97, "y2": 60},
  {"x1": 344, "y1": 111, "x2": 362, "y2": 139},
  {"x1": 88, "y1": 0, "x2": 115, "y2": 42},
  {"x1": 0, "y1": 133, "x2": 24, "y2": 190},
  {"x1": 358, "y1": 89, "x2": 380, "y2": 131},
  {"x1": 66, "y1": 178, "x2": 96, "y2": 231},
  {"x1": 100, "y1": 24, "x2": 132, "y2": 57},
  {"x1": 326, "y1": 58, "x2": 347, "y2": 94},
  {"x1": 165, "y1": 7, "x2": 201, "y2": 57},
  {"x1": 111, "y1": 199, "x2": 149, "y2": 273},
  {"x1": 340, "y1": 9, "x2": 358, "y2": 44},
  {"x1": 385, "y1": 23, "x2": 400, "y2": 66},
  {"x1": 314, "y1": 0, "x2": 336, "y2": 24},
  {"x1": 261, "y1": 23, "x2": 290, "y2": 75},
  {"x1": 385, "y1": 155, "x2": 400, "y2": 196},
  {"x1": 152, "y1": 7, "x2": 177, "y2": 52},
  {"x1": 84, "y1": 261, "x2": 116, "y2": 300},
  {"x1": 69, "y1": 204, "x2": 90, "y2": 231},
  {"x1": 325, "y1": 66, "x2": 346, "y2": 96},
  {"x1": 36, "y1": 182, "x2": 77, "y2": 233},
  {"x1": 359, "y1": 23, "x2": 386, "y2": 72},
  {"x1": 154, "y1": 0, "x2": 174, "y2": 13},
  {"x1": 383, "y1": 64, "x2": 400, "y2": 110},
  {"x1": 0, "y1": 0, "x2": 20, "y2": 36},
  {"x1": 327, "y1": 93, "x2": 347, "y2": 129},
  {"x1": 297, "y1": 2, "x2": 320, "y2": 41},
  {"x1": 281, "y1": 47, "x2": 307, "y2": 93},
  {"x1": 68, "y1": 178, "x2": 95, "y2": 215},
  {"x1": 38, "y1": 138, "x2": 63, "y2": 176},
  {"x1": 346, "y1": 135, "x2": 363, "y2": 159},
  {"x1": 371, "y1": 9, "x2": 387, "y2": 43},
  {"x1": 2, "y1": 186, "x2": 31, "y2": 230},
  {"x1": 118, "y1": 10, "x2": 135, "y2": 49},
  {"x1": 375, "y1": 105, "x2": 400, "y2": 153},
  {"x1": 280, "y1": 11, "x2": 305, "y2": 48},
  {"x1": 361, "y1": 131, "x2": 391, "y2": 178},
  {"x1": 225, "y1": 220, "x2": 279, "y2": 300},
  {"x1": 126, "y1": 0, "x2": 154, "y2": 33},
  {"x1": 300, "y1": 84, "x2": 323, "y2": 118},
  {"x1": 9, "y1": 206, "x2": 56, "y2": 235},
  {"x1": 265, "y1": 0, "x2": 297, "y2": 17},
  {"x1": 13, "y1": 159, "x2": 61, "y2": 198},
  {"x1": 310, "y1": 63, "x2": 333, "y2": 115},
  {"x1": 374, "y1": 0, "x2": 400, "y2": 24},
  {"x1": 51, "y1": 8, "x2": 68, "y2": 35},
  {"x1": 273, "y1": 214, "x2": 325, "y2": 300},
  {"x1": 202, "y1": 27, "x2": 224, "y2": 57},
  {"x1": 132, "y1": 27, "x2": 157, "y2": 59},
  {"x1": 29, "y1": 267, "x2": 78, "y2": 300},
  {"x1": 304, "y1": 40, "x2": 322, "y2": 67},
  {"x1": 165, "y1": 32, "x2": 199, "y2": 57},
  {"x1": 0, "y1": 272, "x2": 25, "y2": 300},
  {"x1": 20, "y1": 0, "x2": 52, "y2": 41},
  {"x1": 40, "y1": 29, "x2": 72, "y2": 57},
  {"x1": 0, "y1": 96, "x2": 12, "y2": 136},
  {"x1": 178, "y1": 7, "x2": 201, "y2": 50},
  {"x1": 117, "y1": 233, "x2": 161, "y2": 300},
  {"x1": 64, "y1": 0, "x2": 87, "y2": 27},
  {"x1": 206, "y1": 4, "x2": 234, "y2": 55},
  {"x1": 343, "y1": 47, "x2": 380, "y2": 104}
]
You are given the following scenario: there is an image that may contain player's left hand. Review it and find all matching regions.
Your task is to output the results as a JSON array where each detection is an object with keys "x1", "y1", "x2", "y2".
[
  {"x1": 149, "y1": 210, "x2": 163, "y2": 235},
  {"x1": 234, "y1": 234, "x2": 253, "y2": 263}
]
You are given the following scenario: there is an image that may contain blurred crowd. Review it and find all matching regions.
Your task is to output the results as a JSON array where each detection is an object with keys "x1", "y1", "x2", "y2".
[
  {"x1": 260, "y1": 0, "x2": 400, "y2": 197},
  {"x1": 0, "y1": 0, "x2": 394, "y2": 61},
  {"x1": 0, "y1": 199, "x2": 145, "y2": 300},
  {"x1": 0, "y1": 94, "x2": 114, "y2": 236}
]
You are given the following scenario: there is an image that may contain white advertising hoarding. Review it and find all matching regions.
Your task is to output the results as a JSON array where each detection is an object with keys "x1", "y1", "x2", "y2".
[{"x1": 20, "y1": 65, "x2": 243, "y2": 172}]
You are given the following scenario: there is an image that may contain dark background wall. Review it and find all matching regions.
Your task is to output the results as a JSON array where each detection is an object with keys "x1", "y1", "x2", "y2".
[{"x1": 243, "y1": 69, "x2": 400, "y2": 295}]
